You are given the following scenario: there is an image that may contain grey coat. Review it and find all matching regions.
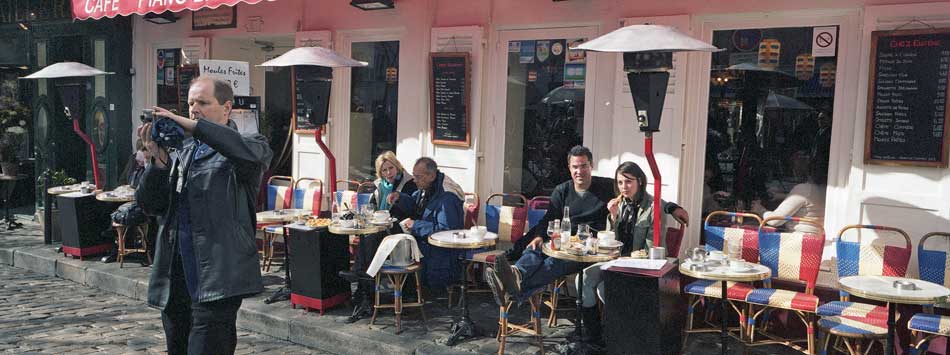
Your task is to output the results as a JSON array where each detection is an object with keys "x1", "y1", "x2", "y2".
[{"x1": 136, "y1": 119, "x2": 273, "y2": 309}]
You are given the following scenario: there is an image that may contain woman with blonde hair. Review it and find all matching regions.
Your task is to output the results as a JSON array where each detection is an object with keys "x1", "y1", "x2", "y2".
[{"x1": 372, "y1": 151, "x2": 417, "y2": 211}]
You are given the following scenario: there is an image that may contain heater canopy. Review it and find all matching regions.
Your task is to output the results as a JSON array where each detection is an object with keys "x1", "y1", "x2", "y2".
[
  {"x1": 573, "y1": 24, "x2": 720, "y2": 53},
  {"x1": 20, "y1": 62, "x2": 113, "y2": 79},
  {"x1": 257, "y1": 47, "x2": 368, "y2": 68}
]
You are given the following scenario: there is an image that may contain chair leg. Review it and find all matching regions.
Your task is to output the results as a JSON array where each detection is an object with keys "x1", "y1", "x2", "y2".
[
  {"x1": 820, "y1": 330, "x2": 831, "y2": 355},
  {"x1": 531, "y1": 295, "x2": 545, "y2": 355},
  {"x1": 415, "y1": 271, "x2": 428, "y2": 331},
  {"x1": 370, "y1": 274, "x2": 381, "y2": 326},
  {"x1": 393, "y1": 274, "x2": 405, "y2": 334},
  {"x1": 115, "y1": 225, "x2": 127, "y2": 268},
  {"x1": 498, "y1": 304, "x2": 509, "y2": 355},
  {"x1": 139, "y1": 225, "x2": 152, "y2": 265},
  {"x1": 806, "y1": 316, "x2": 815, "y2": 355}
]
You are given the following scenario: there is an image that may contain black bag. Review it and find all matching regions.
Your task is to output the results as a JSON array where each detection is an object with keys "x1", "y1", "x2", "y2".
[{"x1": 111, "y1": 201, "x2": 147, "y2": 226}]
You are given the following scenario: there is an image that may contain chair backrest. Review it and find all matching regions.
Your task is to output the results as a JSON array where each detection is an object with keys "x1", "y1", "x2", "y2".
[
  {"x1": 357, "y1": 181, "x2": 377, "y2": 194},
  {"x1": 293, "y1": 178, "x2": 323, "y2": 215},
  {"x1": 463, "y1": 193, "x2": 480, "y2": 229},
  {"x1": 703, "y1": 211, "x2": 762, "y2": 262},
  {"x1": 527, "y1": 196, "x2": 550, "y2": 231},
  {"x1": 336, "y1": 179, "x2": 359, "y2": 192},
  {"x1": 665, "y1": 222, "x2": 686, "y2": 258},
  {"x1": 757, "y1": 216, "x2": 826, "y2": 292},
  {"x1": 485, "y1": 193, "x2": 528, "y2": 244},
  {"x1": 265, "y1": 175, "x2": 294, "y2": 211},
  {"x1": 835, "y1": 224, "x2": 912, "y2": 299},
  {"x1": 917, "y1": 232, "x2": 950, "y2": 288}
]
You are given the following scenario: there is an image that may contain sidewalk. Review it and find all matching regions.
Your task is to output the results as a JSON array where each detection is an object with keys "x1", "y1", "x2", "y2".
[{"x1": 0, "y1": 216, "x2": 797, "y2": 355}]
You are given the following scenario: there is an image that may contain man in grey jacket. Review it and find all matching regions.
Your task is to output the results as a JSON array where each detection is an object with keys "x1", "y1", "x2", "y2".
[{"x1": 136, "y1": 77, "x2": 272, "y2": 355}]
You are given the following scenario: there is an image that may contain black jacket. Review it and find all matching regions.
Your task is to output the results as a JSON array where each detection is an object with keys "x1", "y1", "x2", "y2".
[{"x1": 136, "y1": 119, "x2": 273, "y2": 308}]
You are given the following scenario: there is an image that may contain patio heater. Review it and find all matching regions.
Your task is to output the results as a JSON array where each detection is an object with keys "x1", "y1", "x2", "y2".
[
  {"x1": 575, "y1": 25, "x2": 719, "y2": 258},
  {"x1": 257, "y1": 47, "x2": 367, "y2": 304},
  {"x1": 21, "y1": 62, "x2": 113, "y2": 190}
]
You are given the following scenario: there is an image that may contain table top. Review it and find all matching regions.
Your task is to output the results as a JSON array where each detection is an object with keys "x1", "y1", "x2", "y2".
[
  {"x1": 96, "y1": 192, "x2": 134, "y2": 202},
  {"x1": 47, "y1": 184, "x2": 83, "y2": 195},
  {"x1": 328, "y1": 223, "x2": 387, "y2": 235},
  {"x1": 541, "y1": 243, "x2": 619, "y2": 263},
  {"x1": 839, "y1": 276, "x2": 950, "y2": 305},
  {"x1": 0, "y1": 174, "x2": 26, "y2": 181},
  {"x1": 429, "y1": 229, "x2": 498, "y2": 249},
  {"x1": 257, "y1": 209, "x2": 312, "y2": 222},
  {"x1": 678, "y1": 260, "x2": 771, "y2": 282}
]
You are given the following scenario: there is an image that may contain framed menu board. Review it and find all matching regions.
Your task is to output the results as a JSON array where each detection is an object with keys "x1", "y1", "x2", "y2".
[
  {"x1": 430, "y1": 52, "x2": 471, "y2": 147},
  {"x1": 865, "y1": 28, "x2": 950, "y2": 167},
  {"x1": 292, "y1": 66, "x2": 333, "y2": 133}
]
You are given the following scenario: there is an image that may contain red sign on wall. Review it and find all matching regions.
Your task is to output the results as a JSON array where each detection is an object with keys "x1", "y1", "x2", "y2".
[{"x1": 72, "y1": 0, "x2": 264, "y2": 20}]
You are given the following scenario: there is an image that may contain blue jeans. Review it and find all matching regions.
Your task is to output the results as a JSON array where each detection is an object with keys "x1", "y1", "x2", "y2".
[{"x1": 514, "y1": 248, "x2": 582, "y2": 299}]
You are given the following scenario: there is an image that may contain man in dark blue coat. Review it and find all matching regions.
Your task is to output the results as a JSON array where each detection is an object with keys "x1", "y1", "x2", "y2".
[{"x1": 393, "y1": 157, "x2": 465, "y2": 288}]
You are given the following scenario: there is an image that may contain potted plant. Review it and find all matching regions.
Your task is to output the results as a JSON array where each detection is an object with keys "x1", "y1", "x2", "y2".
[{"x1": 0, "y1": 95, "x2": 29, "y2": 176}]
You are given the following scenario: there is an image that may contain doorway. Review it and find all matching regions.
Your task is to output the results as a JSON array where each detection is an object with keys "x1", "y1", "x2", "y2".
[{"x1": 491, "y1": 26, "x2": 598, "y2": 198}]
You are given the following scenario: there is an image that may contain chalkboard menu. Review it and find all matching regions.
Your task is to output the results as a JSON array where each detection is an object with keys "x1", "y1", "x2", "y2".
[
  {"x1": 430, "y1": 53, "x2": 471, "y2": 147},
  {"x1": 865, "y1": 28, "x2": 950, "y2": 167},
  {"x1": 293, "y1": 66, "x2": 333, "y2": 132},
  {"x1": 177, "y1": 64, "x2": 198, "y2": 114}
]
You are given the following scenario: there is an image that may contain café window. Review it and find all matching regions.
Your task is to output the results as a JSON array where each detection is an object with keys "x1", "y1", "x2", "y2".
[
  {"x1": 348, "y1": 41, "x2": 399, "y2": 181},
  {"x1": 703, "y1": 27, "x2": 835, "y2": 231}
]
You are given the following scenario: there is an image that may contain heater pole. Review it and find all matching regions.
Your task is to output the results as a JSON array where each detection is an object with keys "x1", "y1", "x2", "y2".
[
  {"x1": 313, "y1": 127, "x2": 336, "y2": 203},
  {"x1": 644, "y1": 132, "x2": 662, "y2": 248},
  {"x1": 70, "y1": 112, "x2": 101, "y2": 190}
]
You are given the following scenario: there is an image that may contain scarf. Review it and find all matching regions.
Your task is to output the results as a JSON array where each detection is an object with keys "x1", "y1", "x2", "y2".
[
  {"x1": 616, "y1": 197, "x2": 642, "y2": 255},
  {"x1": 378, "y1": 175, "x2": 397, "y2": 210}
]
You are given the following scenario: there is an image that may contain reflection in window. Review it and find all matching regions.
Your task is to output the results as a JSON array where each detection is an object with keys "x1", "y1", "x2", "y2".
[
  {"x1": 504, "y1": 38, "x2": 586, "y2": 198},
  {"x1": 349, "y1": 41, "x2": 399, "y2": 181},
  {"x1": 703, "y1": 27, "x2": 834, "y2": 233}
]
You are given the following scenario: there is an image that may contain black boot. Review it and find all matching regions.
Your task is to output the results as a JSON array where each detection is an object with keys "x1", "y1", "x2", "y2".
[
  {"x1": 580, "y1": 306, "x2": 604, "y2": 347},
  {"x1": 345, "y1": 280, "x2": 375, "y2": 323}
]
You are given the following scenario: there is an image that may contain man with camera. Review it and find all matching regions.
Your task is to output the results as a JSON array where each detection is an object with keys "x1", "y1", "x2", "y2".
[{"x1": 136, "y1": 76, "x2": 272, "y2": 355}]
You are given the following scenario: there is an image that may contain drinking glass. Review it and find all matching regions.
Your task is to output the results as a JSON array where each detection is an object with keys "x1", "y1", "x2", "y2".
[
  {"x1": 548, "y1": 220, "x2": 561, "y2": 249},
  {"x1": 577, "y1": 224, "x2": 591, "y2": 242}
]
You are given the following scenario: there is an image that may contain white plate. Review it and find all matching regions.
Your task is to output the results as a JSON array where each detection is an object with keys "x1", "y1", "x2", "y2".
[
  {"x1": 369, "y1": 217, "x2": 398, "y2": 225},
  {"x1": 598, "y1": 239, "x2": 623, "y2": 249},
  {"x1": 728, "y1": 265, "x2": 754, "y2": 273}
]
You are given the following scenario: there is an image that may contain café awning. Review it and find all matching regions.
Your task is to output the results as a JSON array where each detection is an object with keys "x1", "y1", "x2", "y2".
[{"x1": 72, "y1": 0, "x2": 267, "y2": 20}]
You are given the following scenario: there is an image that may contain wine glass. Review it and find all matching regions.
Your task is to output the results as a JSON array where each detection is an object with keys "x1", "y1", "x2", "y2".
[{"x1": 577, "y1": 224, "x2": 591, "y2": 243}]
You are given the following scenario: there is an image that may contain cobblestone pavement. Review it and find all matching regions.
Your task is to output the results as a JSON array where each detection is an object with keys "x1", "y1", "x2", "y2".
[{"x1": 0, "y1": 264, "x2": 332, "y2": 355}]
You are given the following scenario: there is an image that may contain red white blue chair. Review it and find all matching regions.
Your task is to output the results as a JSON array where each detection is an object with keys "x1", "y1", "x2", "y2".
[
  {"x1": 746, "y1": 216, "x2": 825, "y2": 354},
  {"x1": 683, "y1": 211, "x2": 762, "y2": 346},
  {"x1": 258, "y1": 176, "x2": 294, "y2": 271},
  {"x1": 458, "y1": 194, "x2": 529, "y2": 306},
  {"x1": 526, "y1": 196, "x2": 550, "y2": 232},
  {"x1": 334, "y1": 180, "x2": 373, "y2": 212},
  {"x1": 817, "y1": 225, "x2": 912, "y2": 355},
  {"x1": 908, "y1": 232, "x2": 950, "y2": 354},
  {"x1": 261, "y1": 178, "x2": 326, "y2": 272}
]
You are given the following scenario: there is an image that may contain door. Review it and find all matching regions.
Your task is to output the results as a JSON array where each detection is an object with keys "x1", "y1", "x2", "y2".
[{"x1": 488, "y1": 26, "x2": 598, "y2": 198}]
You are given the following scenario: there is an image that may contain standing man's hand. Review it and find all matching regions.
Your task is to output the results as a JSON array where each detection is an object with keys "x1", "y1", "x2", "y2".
[
  {"x1": 152, "y1": 106, "x2": 197, "y2": 133},
  {"x1": 137, "y1": 122, "x2": 169, "y2": 168}
]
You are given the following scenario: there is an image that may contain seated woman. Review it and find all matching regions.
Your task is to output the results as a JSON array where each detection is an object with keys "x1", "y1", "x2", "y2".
[
  {"x1": 575, "y1": 161, "x2": 671, "y2": 344},
  {"x1": 751, "y1": 158, "x2": 827, "y2": 234},
  {"x1": 343, "y1": 151, "x2": 418, "y2": 323}
]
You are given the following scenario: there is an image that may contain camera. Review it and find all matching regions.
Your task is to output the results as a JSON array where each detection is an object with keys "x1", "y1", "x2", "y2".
[{"x1": 140, "y1": 109, "x2": 155, "y2": 123}]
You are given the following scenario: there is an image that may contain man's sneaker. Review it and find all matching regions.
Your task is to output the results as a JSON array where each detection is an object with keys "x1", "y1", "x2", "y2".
[
  {"x1": 344, "y1": 302, "x2": 373, "y2": 323},
  {"x1": 484, "y1": 266, "x2": 507, "y2": 306},
  {"x1": 493, "y1": 256, "x2": 521, "y2": 297}
]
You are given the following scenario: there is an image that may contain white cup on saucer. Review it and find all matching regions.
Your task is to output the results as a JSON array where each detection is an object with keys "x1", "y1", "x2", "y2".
[
  {"x1": 373, "y1": 210, "x2": 390, "y2": 222},
  {"x1": 729, "y1": 260, "x2": 749, "y2": 271},
  {"x1": 597, "y1": 231, "x2": 615, "y2": 245},
  {"x1": 708, "y1": 250, "x2": 725, "y2": 261}
]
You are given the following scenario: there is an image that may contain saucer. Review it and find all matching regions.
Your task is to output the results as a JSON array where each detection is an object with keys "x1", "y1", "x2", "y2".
[
  {"x1": 369, "y1": 217, "x2": 397, "y2": 225},
  {"x1": 728, "y1": 264, "x2": 753, "y2": 273},
  {"x1": 598, "y1": 239, "x2": 623, "y2": 249}
]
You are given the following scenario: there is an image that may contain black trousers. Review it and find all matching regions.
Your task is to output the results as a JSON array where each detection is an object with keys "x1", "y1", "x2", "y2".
[{"x1": 161, "y1": 252, "x2": 243, "y2": 355}]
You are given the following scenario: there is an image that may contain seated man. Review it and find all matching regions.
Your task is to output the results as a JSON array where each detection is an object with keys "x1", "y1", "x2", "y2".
[
  {"x1": 488, "y1": 146, "x2": 688, "y2": 345},
  {"x1": 392, "y1": 157, "x2": 465, "y2": 288}
]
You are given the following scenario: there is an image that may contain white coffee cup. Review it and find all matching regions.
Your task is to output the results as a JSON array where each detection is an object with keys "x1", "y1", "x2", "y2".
[
  {"x1": 708, "y1": 250, "x2": 725, "y2": 260},
  {"x1": 597, "y1": 231, "x2": 615, "y2": 244},
  {"x1": 399, "y1": 218, "x2": 412, "y2": 233},
  {"x1": 373, "y1": 210, "x2": 390, "y2": 222}
]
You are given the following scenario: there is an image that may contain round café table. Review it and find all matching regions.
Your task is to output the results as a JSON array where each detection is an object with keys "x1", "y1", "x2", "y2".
[
  {"x1": 679, "y1": 260, "x2": 771, "y2": 355},
  {"x1": 429, "y1": 229, "x2": 498, "y2": 346},
  {"x1": 95, "y1": 192, "x2": 134, "y2": 203},
  {"x1": 256, "y1": 208, "x2": 314, "y2": 303},
  {"x1": 47, "y1": 184, "x2": 83, "y2": 195},
  {"x1": 838, "y1": 275, "x2": 950, "y2": 355},
  {"x1": 541, "y1": 243, "x2": 618, "y2": 353}
]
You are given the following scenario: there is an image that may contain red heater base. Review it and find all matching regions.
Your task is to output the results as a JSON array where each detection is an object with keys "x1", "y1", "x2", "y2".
[{"x1": 291, "y1": 292, "x2": 351, "y2": 315}]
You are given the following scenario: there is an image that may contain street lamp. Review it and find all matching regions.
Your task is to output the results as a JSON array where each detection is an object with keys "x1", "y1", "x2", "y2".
[{"x1": 574, "y1": 24, "x2": 719, "y2": 256}]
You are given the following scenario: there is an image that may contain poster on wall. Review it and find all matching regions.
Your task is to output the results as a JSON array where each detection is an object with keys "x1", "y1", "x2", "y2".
[
  {"x1": 192, "y1": 5, "x2": 237, "y2": 30},
  {"x1": 198, "y1": 59, "x2": 249, "y2": 96},
  {"x1": 566, "y1": 38, "x2": 586, "y2": 64}
]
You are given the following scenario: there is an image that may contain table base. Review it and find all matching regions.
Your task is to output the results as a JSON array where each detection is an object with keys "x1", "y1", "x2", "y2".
[{"x1": 446, "y1": 315, "x2": 480, "y2": 346}]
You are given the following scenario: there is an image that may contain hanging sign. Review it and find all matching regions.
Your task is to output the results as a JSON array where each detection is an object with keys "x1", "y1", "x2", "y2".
[
  {"x1": 199, "y1": 59, "x2": 249, "y2": 96},
  {"x1": 72, "y1": 0, "x2": 263, "y2": 20}
]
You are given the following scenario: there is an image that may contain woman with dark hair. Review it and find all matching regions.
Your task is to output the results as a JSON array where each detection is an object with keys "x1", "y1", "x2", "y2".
[{"x1": 573, "y1": 161, "x2": 674, "y2": 345}]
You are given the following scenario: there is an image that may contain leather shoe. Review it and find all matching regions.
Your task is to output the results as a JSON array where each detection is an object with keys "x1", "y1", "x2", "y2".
[
  {"x1": 339, "y1": 270, "x2": 373, "y2": 283},
  {"x1": 344, "y1": 302, "x2": 373, "y2": 323}
]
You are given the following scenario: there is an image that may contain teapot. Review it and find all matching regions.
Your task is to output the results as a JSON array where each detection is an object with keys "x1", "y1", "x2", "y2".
[{"x1": 686, "y1": 247, "x2": 708, "y2": 263}]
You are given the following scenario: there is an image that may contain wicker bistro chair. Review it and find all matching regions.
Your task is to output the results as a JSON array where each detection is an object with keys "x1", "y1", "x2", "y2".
[
  {"x1": 745, "y1": 217, "x2": 825, "y2": 354},
  {"x1": 526, "y1": 196, "x2": 550, "y2": 232},
  {"x1": 261, "y1": 178, "x2": 324, "y2": 272},
  {"x1": 908, "y1": 232, "x2": 950, "y2": 354},
  {"x1": 453, "y1": 194, "x2": 529, "y2": 306},
  {"x1": 683, "y1": 211, "x2": 763, "y2": 347},
  {"x1": 258, "y1": 176, "x2": 294, "y2": 270},
  {"x1": 369, "y1": 235, "x2": 427, "y2": 335},
  {"x1": 484, "y1": 267, "x2": 546, "y2": 355},
  {"x1": 816, "y1": 225, "x2": 912, "y2": 355}
]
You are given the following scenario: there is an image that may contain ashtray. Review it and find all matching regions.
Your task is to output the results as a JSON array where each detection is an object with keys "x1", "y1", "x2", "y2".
[
  {"x1": 689, "y1": 263, "x2": 710, "y2": 272},
  {"x1": 893, "y1": 280, "x2": 918, "y2": 291}
]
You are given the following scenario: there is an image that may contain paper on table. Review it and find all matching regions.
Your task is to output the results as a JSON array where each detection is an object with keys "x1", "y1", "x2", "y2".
[{"x1": 601, "y1": 258, "x2": 668, "y2": 270}]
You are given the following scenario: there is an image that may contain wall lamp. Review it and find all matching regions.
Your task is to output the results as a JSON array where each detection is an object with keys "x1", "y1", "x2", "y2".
[
  {"x1": 350, "y1": 0, "x2": 395, "y2": 10},
  {"x1": 144, "y1": 11, "x2": 178, "y2": 25}
]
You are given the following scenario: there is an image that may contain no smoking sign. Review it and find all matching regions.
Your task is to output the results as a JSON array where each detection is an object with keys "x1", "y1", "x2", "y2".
[{"x1": 812, "y1": 26, "x2": 838, "y2": 57}]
